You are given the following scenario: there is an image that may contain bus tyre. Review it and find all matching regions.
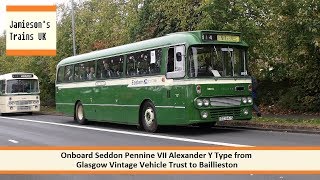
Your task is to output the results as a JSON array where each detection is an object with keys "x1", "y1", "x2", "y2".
[
  {"x1": 141, "y1": 101, "x2": 158, "y2": 133},
  {"x1": 75, "y1": 102, "x2": 88, "y2": 125}
]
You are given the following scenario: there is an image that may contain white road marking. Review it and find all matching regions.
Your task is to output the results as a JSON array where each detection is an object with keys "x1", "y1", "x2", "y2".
[
  {"x1": 1, "y1": 116, "x2": 253, "y2": 147},
  {"x1": 8, "y1": 139, "x2": 19, "y2": 144}
]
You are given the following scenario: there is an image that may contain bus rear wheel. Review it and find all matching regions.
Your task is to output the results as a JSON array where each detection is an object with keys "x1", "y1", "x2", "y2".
[
  {"x1": 75, "y1": 102, "x2": 88, "y2": 125},
  {"x1": 141, "y1": 101, "x2": 158, "y2": 133}
]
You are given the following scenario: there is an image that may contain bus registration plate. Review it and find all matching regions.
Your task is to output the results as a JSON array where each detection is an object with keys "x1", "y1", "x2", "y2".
[
  {"x1": 219, "y1": 116, "x2": 233, "y2": 121},
  {"x1": 17, "y1": 106, "x2": 31, "y2": 111}
]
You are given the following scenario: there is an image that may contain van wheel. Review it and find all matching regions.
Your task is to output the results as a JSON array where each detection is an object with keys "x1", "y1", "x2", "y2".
[
  {"x1": 75, "y1": 102, "x2": 88, "y2": 125},
  {"x1": 141, "y1": 101, "x2": 158, "y2": 133}
]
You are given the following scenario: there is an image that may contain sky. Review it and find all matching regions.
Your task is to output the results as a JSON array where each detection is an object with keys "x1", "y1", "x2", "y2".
[{"x1": 0, "y1": 0, "x2": 73, "y2": 34}]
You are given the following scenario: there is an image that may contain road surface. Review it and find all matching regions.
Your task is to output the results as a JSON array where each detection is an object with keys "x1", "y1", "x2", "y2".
[{"x1": 0, "y1": 113, "x2": 319, "y2": 180}]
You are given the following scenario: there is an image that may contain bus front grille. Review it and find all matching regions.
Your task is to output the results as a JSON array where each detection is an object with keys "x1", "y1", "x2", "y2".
[
  {"x1": 14, "y1": 100, "x2": 33, "y2": 105},
  {"x1": 209, "y1": 97, "x2": 241, "y2": 107},
  {"x1": 209, "y1": 107, "x2": 242, "y2": 119}
]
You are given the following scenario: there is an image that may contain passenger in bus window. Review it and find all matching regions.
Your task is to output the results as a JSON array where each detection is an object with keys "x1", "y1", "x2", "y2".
[
  {"x1": 65, "y1": 68, "x2": 72, "y2": 81},
  {"x1": 74, "y1": 71, "x2": 80, "y2": 81},
  {"x1": 88, "y1": 67, "x2": 95, "y2": 80},
  {"x1": 102, "y1": 61, "x2": 114, "y2": 78},
  {"x1": 113, "y1": 64, "x2": 121, "y2": 77},
  {"x1": 83, "y1": 67, "x2": 89, "y2": 80}
]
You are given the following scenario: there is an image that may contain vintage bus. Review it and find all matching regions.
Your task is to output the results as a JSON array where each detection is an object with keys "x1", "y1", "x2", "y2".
[
  {"x1": 56, "y1": 30, "x2": 252, "y2": 132},
  {"x1": 0, "y1": 72, "x2": 40, "y2": 114}
]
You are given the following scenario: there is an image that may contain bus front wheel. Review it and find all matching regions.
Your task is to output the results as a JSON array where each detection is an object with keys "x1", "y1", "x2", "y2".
[
  {"x1": 75, "y1": 102, "x2": 88, "y2": 125},
  {"x1": 141, "y1": 101, "x2": 158, "y2": 133}
]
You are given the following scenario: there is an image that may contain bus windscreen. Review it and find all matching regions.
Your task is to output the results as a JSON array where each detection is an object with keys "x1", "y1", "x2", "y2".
[
  {"x1": 6, "y1": 79, "x2": 39, "y2": 94},
  {"x1": 189, "y1": 45, "x2": 248, "y2": 78}
]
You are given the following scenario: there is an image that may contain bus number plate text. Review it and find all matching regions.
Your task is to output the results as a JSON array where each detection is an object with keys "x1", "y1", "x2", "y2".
[
  {"x1": 219, "y1": 116, "x2": 233, "y2": 121},
  {"x1": 17, "y1": 106, "x2": 31, "y2": 111}
]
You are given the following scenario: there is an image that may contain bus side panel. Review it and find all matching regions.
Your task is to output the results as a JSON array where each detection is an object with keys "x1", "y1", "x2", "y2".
[
  {"x1": 56, "y1": 88, "x2": 75, "y2": 116},
  {"x1": 92, "y1": 85, "x2": 126, "y2": 124},
  {"x1": 119, "y1": 86, "x2": 145, "y2": 125},
  {"x1": 151, "y1": 85, "x2": 187, "y2": 125},
  {"x1": 98, "y1": 84, "x2": 188, "y2": 126},
  {"x1": 0, "y1": 96, "x2": 6, "y2": 113}
]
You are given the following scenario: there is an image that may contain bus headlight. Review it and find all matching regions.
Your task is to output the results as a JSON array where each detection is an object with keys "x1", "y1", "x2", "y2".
[
  {"x1": 243, "y1": 108, "x2": 249, "y2": 115},
  {"x1": 196, "y1": 99, "x2": 203, "y2": 107},
  {"x1": 247, "y1": 97, "x2": 252, "y2": 104},
  {"x1": 242, "y1": 97, "x2": 247, "y2": 104},
  {"x1": 203, "y1": 99, "x2": 209, "y2": 106},
  {"x1": 201, "y1": 111, "x2": 208, "y2": 119}
]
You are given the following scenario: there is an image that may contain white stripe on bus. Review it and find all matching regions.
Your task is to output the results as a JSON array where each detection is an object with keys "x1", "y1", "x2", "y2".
[
  {"x1": 56, "y1": 77, "x2": 251, "y2": 89},
  {"x1": 56, "y1": 103, "x2": 186, "y2": 109},
  {"x1": 83, "y1": 104, "x2": 139, "y2": 107},
  {"x1": 155, "y1": 106, "x2": 186, "y2": 109}
]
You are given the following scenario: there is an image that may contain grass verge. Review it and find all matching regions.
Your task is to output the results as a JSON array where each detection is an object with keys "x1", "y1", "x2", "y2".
[{"x1": 218, "y1": 115, "x2": 320, "y2": 132}]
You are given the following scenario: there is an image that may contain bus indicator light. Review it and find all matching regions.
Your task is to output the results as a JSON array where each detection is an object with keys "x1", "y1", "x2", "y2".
[
  {"x1": 196, "y1": 85, "x2": 201, "y2": 94},
  {"x1": 162, "y1": 77, "x2": 166, "y2": 82}
]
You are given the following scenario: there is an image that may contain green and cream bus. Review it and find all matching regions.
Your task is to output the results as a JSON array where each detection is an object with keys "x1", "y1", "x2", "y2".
[
  {"x1": 56, "y1": 30, "x2": 252, "y2": 132},
  {"x1": 0, "y1": 72, "x2": 40, "y2": 114}
]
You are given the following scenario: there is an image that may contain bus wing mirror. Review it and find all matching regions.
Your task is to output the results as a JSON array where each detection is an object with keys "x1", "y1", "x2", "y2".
[{"x1": 176, "y1": 52, "x2": 182, "y2": 62}]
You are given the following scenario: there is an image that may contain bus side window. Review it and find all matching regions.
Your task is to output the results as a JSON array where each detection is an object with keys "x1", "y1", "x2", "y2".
[
  {"x1": 116, "y1": 57, "x2": 124, "y2": 77},
  {"x1": 74, "y1": 64, "x2": 81, "y2": 81},
  {"x1": 149, "y1": 49, "x2": 161, "y2": 74},
  {"x1": 126, "y1": 55, "x2": 137, "y2": 76},
  {"x1": 101, "y1": 59, "x2": 114, "y2": 79},
  {"x1": 57, "y1": 67, "x2": 64, "y2": 83},
  {"x1": 82, "y1": 61, "x2": 96, "y2": 81},
  {"x1": 0, "y1": 80, "x2": 4, "y2": 94},
  {"x1": 64, "y1": 65, "x2": 74, "y2": 82},
  {"x1": 110, "y1": 56, "x2": 124, "y2": 77}
]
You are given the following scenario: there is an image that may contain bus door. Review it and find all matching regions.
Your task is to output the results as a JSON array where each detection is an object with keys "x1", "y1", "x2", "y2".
[{"x1": 163, "y1": 45, "x2": 186, "y2": 124}]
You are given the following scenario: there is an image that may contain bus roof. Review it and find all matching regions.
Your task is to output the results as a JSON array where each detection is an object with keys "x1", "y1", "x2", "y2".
[
  {"x1": 57, "y1": 30, "x2": 248, "y2": 67},
  {"x1": 0, "y1": 72, "x2": 38, "y2": 80}
]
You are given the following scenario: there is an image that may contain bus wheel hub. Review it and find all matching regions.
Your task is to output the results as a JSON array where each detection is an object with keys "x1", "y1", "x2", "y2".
[
  {"x1": 78, "y1": 105, "x2": 84, "y2": 120},
  {"x1": 144, "y1": 108, "x2": 154, "y2": 126}
]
